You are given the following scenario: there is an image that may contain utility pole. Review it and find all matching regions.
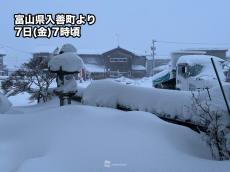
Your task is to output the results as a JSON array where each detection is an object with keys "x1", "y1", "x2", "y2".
[
  {"x1": 151, "y1": 40, "x2": 156, "y2": 75},
  {"x1": 211, "y1": 58, "x2": 230, "y2": 116}
]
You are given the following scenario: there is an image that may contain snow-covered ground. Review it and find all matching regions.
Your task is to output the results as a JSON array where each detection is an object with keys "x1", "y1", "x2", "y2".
[
  {"x1": 77, "y1": 76, "x2": 154, "y2": 92},
  {"x1": 8, "y1": 92, "x2": 36, "y2": 106},
  {"x1": 0, "y1": 74, "x2": 230, "y2": 171},
  {"x1": 0, "y1": 98, "x2": 230, "y2": 172}
]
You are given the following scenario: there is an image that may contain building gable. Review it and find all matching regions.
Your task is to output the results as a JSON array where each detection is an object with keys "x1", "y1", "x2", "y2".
[{"x1": 102, "y1": 47, "x2": 135, "y2": 57}]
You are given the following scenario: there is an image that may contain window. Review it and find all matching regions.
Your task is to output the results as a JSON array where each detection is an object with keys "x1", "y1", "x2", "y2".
[
  {"x1": 178, "y1": 64, "x2": 188, "y2": 78},
  {"x1": 188, "y1": 65, "x2": 203, "y2": 77},
  {"x1": 110, "y1": 57, "x2": 128, "y2": 63},
  {"x1": 178, "y1": 64, "x2": 203, "y2": 78}
]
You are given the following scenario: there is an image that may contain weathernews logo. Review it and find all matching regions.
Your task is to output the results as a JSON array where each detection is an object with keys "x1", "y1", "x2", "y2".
[{"x1": 104, "y1": 160, "x2": 127, "y2": 168}]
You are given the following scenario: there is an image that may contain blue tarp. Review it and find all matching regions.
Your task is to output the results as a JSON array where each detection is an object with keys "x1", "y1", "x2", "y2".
[{"x1": 153, "y1": 72, "x2": 170, "y2": 86}]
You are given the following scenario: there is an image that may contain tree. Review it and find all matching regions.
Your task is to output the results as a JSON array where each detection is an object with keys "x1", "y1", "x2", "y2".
[
  {"x1": 191, "y1": 91, "x2": 230, "y2": 160},
  {"x1": 2, "y1": 56, "x2": 56, "y2": 103}
]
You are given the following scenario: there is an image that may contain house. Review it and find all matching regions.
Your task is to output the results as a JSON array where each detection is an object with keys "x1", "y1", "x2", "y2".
[
  {"x1": 32, "y1": 46, "x2": 58, "y2": 60},
  {"x1": 0, "y1": 50, "x2": 8, "y2": 76},
  {"x1": 79, "y1": 47, "x2": 147, "y2": 79}
]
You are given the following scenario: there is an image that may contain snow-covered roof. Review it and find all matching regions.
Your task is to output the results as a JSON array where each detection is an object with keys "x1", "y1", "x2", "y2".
[
  {"x1": 177, "y1": 55, "x2": 224, "y2": 65},
  {"x1": 132, "y1": 65, "x2": 146, "y2": 71},
  {"x1": 49, "y1": 52, "x2": 84, "y2": 73},
  {"x1": 77, "y1": 48, "x2": 108, "y2": 55},
  {"x1": 146, "y1": 55, "x2": 153, "y2": 60},
  {"x1": 184, "y1": 48, "x2": 228, "y2": 51},
  {"x1": 153, "y1": 64, "x2": 169, "y2": 71},
  {"x1": 84, "y1": 64, "x2": 105, "y2": 73},
  {"x1": 172, "y1": 51, "x2": 206, "y2": 55}
]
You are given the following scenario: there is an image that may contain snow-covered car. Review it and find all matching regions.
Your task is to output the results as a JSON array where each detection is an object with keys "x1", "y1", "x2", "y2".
[{"x1": 176, "y1": 55, "x2": 225, "y2": 91}]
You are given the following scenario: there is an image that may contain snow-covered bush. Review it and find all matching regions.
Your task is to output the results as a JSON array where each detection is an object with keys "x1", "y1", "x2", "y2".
[
  {"x1": 2, "y1": 56, "x2": 56, "y2": 103},
  {"x1": 191, "y1": 92, "x2": 230, "y2": 160}
]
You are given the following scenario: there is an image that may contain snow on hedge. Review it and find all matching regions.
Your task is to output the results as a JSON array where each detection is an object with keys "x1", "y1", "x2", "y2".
[
  {"x1": 82, "y1": 80, "x2": 230, "y2": 122},
  {"x1": 48, "y1": 52, "x2": 84, "y2": 73},
  {"x1": 82, "y1": 80, "x2": 195, "y2": 120},
  {"x1": 1, "y1": 103, "x2": 230, "y2": 172},
  {"x1": 0, "y1": 93, "x2": 11, "y2": 113}
]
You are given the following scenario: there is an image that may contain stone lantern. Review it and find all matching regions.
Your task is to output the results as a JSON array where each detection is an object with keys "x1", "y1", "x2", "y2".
[{"x1": 48, "y1": 44, "x2": 84, "y2": 106}]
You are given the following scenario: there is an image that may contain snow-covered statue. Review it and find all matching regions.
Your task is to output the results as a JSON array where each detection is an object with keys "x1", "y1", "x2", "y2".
[{"x1": 48, "y1": 44, "x2": 84, "y2": 106}]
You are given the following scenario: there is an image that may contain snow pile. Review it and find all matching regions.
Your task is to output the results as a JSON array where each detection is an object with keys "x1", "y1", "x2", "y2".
[
  {"x1": 76, "y1": 80, "x2": 92, "y2": 97},
  {"x1": 132, "y1": 65, "x2": 146, "y2": 70},
  {"x1": 1, "y1": 102, "x2": 230, "y2": 172},
  {"x1": 59, "y1": 43, "x2": 77, "y2": 53},
  {"x1": 82, "y1": 80, "x2": 194, "y2": 120},
  {"x1": 49, "y1": 52, "x2": 84, "y2": 73},
  {"x1": 84, "y1": 64, "x2": 105, "y2": 73},
  {"x1": 113, "y1": 77, "x2": 157, "y2": 88},
  {"x1": 199, "y1": 84, "x2": 230, "y2": 111},
  {"x1": 8, "y1": 92, "x2": 35, "y2": 106},
  {"x1": 0, "y1": 93, "x2": 11, "y2": 113},
  {"x1": 82, "y1": 80, "x2": 230, "y2": 122}
]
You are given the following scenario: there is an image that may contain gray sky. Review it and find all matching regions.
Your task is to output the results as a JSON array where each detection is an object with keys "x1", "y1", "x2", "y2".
[{"x1": 1, "y1": 0, "x2": 230, "y2": 68}]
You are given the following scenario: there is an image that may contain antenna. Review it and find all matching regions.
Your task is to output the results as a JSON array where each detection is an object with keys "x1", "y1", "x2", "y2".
[
  {"x1": 151, "y1": 40, "x2": 156, "y2": 75},
  {"x1": 115, "y1": 34, "x2": 120, "y2": 47}
]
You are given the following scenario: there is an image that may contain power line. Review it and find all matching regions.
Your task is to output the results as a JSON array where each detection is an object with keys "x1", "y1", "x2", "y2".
[
  {"x1": 0, "y1": 43, "x2": 32, "y2": 55},
  {"x1": 156, "y1": 40, "x2": 230, "y2": 46}
]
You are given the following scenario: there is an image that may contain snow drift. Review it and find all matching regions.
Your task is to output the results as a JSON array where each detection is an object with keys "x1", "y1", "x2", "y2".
[
  {"x1": 1, "y1": 102, "x2": 230, "y2": 172},
  {"x1": 0, "y1": 93, "x2": 11, "y2": 113},
  {"x1": 82, "y1": 80, "x2": 194, "y2": 120}
]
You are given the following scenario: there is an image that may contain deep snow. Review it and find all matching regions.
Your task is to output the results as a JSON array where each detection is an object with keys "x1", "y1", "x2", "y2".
[
  {"x1": 1, "y1": 100, "x2": 230, "y2": 172},
  {"x1": 1, "y1": 77, "x2": 230, "y2": 172},
  {"x1": 0, "y1": 92, "x2": 11, "y2": 113}
]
